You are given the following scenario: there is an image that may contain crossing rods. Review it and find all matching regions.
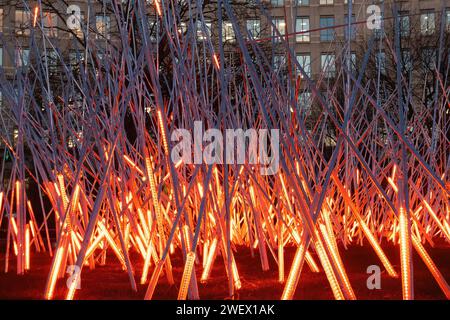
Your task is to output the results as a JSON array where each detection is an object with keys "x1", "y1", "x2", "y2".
[{"x1": 0, "y1": 0, "x2": 448, "y2": 299}]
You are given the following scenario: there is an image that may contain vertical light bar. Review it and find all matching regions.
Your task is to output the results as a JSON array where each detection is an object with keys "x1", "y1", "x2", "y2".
[
  {"x1": 278, "y1": 222, "x2": 284, "y2": 283},
  {"x1": 314, "y1": 237, "x2": 345, "y2": 300},
  {"x1": 281, "y1": 242, "x2": 306, "y2": 300},
  {"x1": 201, "y1": 237, "x2": 218, "y2": 282},
  {"x1": 177, "y1": 252, "x2": 196, "y2": 300},
  {"x1": 45, "y1": 245, "x2": 65, "y2": 300},
  {"x1": 25, "y1": 224, "x2": 30, "y2": 270},
  {"x1": 144, "y1": 260, "x2": 164, "y2": 300},
  {"x1": 399, "y1": 206, "x2": 413, "y2": 300}
]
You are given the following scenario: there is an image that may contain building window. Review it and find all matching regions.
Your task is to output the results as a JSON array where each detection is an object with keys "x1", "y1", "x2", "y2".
[
  {"x1": 271, "y1": 0, "x2": 284, "y2": 6},
  {"x1": 42, "y1": 12, "x2": 58, "y2": 37},
  {"x1": 247, "y1": 19, "x2": 260, "y2": 39},
  {"x1": 344, "y1": 15, "x2": 356, "y2": 40},
  {"x1": 196, "y1": 20, "x2": 211, "y2": 41},
  {"x1": 223, "y1": 22, "x2": 235, "y2": 43},
  {"x1": 399, "y1": 12, "x2": 410, "y2": 37},
  {"x1": 272, "y1": 18, "x2": 286, "y2": 43},
  {"x1": 348, "y1": 52, "x2": 357, "y2": 74},
  {"x1": 96, "y1": 15, "x2": 111, "y2": 39},
  {"x1": 296, "y1": 17, "x2": 310, "y2": 42},
  {"x1": 422, "y1": 48, "x2": 436, "y2": 71},
  {"x1": 298, "y1": 92, "x2": 312, "y2": 114},
  {"x1": 401, "y1": 50, "x2": 412, "y2": 72},
  {"x1": 15, "y1": 9, "x2": 31, "y2": 36},
  {"x1": 446, "y1": 9, "x2": 450, "y2": 32},
  {"x1": 148, "y1": 18, "x2": 158, "y2": 41},
  {"x1": 16, "y1": 48, "x2": 30, "y2": 68},
  {"x1": 69, "y1": 51, "x2": 81, "y2": 66},
  {"x1": 296, "y1": 0, "x2": 309, "y2": 5},
  {"x1": 320, "y1": 16, "x2": 335, "y2": 41},
  {"x1": 296, "y1": 54, "x2": 311, "y2": 78},
  {"x1": 273, "y1": 54, "x2": 286, "y2": 71},
  {"x1": 46, "y1": 50, "x2": 58, "y2": 73},
  {"x1": 178, "y1": 22, "x2": 187, "y2": 35},
  {"x1": 0, "y1": 48, "x2": 2, "y2": 66},
  {"x1": 375, "y1": 51, "x2": 386, "y2": 75},
  {"x1": 321, "y1": 53, "x2": 335, "y2": 78},
  {"x1": 320, "y1": 0, "x2": 333, "y2": 5},
  {"x1": 0, "y1": 9, "x2": 3, "y2": 33},
  {"x1": 420, "y1": 11, "x2": 435, "y2": 35}
]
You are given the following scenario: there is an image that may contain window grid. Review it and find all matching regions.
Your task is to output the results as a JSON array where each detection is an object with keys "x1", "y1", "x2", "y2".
[
  {"x1": 321, "y1": 53, "x2": 336, "y2": 78},
  {"x1": 320, "y1": 16, "x2": 335, "y2": 41},
  {"x1": 96, "y1": 15, "x2": 111, "y2": 39},
  {"x1": 296, "y1": 17, "x2": 310, "y2": 42},
  {"x1": 296, "y1": 54, "x2": 311, "y2": 78},
  {"x1": 15, "y1": 10, "x2": 31, "y2": 36},
  {"x1": 272, "y1": 18, "x2": 286, "y2": 43},
  {"x1": 247, "y1": 19, "x2": 261, "y2": 39},
  {"x1": 420, "y1": 12, "x2": 435, "y2": 35}
]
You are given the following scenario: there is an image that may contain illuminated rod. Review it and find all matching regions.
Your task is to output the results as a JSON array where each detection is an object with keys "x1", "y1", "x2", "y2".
[
  {"x1": 141, "y1": 241, "x2": 156, "y2": 284},
  {"x1": 156, "y1": 109, "x2": 169, "y2": 156},
  {"x1": 387, "y1": 177, "x2": 399, "y2": 193},
  {"x1": 278, "y1": 223, "x2": 284, "y2": 283},
  {"x1": 314, "y1": 237, "x2": 345, "y2": 300},
  {"x1": 279, "y1": 173, "x2": 294, "y2": 213},
  {"x1": 305, "y1": 251, "x2": 320, "y2": 273},
  {"x1": 162, "y1": 159, "x2": 183, "y2": 182},
  {"x1": 213, "y1": 54, "x2": 220, "y2": 70},
  {"x1": 177, "y1": 252, "x2": 196, "y2": 300},
  {"x1": 45, "y1": 244, "x2": 65, "y2": 300},
  {"x1": 137, "y1": 208, "x2": 150, "y2": 239},
  {"x1": 412, "y1": 235, "x2": 450, "y2": 298},
  {"x1": 154, "y1": 0, "x2": 162, "y2": 17},
  {"x1": 183, "y1": 225, "x2": 192, "y2": 251},
  {"x1": 201, "y1": 237, "x2": 218, "y2": 282},
  {"x1": 319, "y1": 224, "x2": 356, "y2": 300},
  {"x1": 25, "y1": 224, "x2": 30, "y2": 270},
  {"x1": 123, "y1": 155, "x2": 145, "y2": 176},
  {"x1": 281, "y1": 242, "x2": 306, "y2": 300},
  {"x1": 203, "y1": 240, "x2": 209, "y2": 268},
  {"x1": 98, "y1": 221, "x2": 126, "y2": 268},
  {"x1": 33, "y1": 7, "x2": 39, "y2": 27},
  {"x1": 231, "y1": 254, "x2": 242, "y2": 290},
  {"x1": 11, "y1": 216, "x2": 18, "y2": 236},
  {"x1": 391, "y1": 164, "x2": 397, "y2": 180},
  {"x1": 145, "y1": 156, "x2": 165, "y2": 245},
  {"x1": 145, "y1": 155, "x2": 173, "y2": 284},
  {"x1": 134, "y1": 234, "x2": 147, "y2": 257},
  {"x1": 65, "y1": 269, "x2": 80, "y2": 301},
  {"x1": 84, "y1": 234, "x2": 105, "y2": 261},
  {"x1": 422, "y1": 199, "x2": 450, "y2": 241},
  {"x1": 0, "y1": 192, "x2": 3, "y2": 215},
  {"x1": 29, "y1": 219, "x2": 39, "y2": 251},
  {"x1": 290, "y1": 227, "x2": 320, "y2": 273},
  {"x1": 57, "y1": 174, "x2": 68, "y2": 210},
  {"x1": 399, "y1": 207, "x2": 413, "y2": 300},
  {"x1": 15, "y1": 180, "x2": 23, "y2": 274},
  {"x1": 332, "y1": 175, "x2": 398, "y2": 277},
  {"x1": 321, "y1": 210, "x2": 355, "y2": 298},
  {"x1": 144, "y1": 260, "x2": 164, "y2": 300}
]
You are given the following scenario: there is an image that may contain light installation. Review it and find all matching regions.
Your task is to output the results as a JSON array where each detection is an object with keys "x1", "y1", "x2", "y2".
[{"x1": 0, "y1": 1, "x2": 448, "y2": 300}]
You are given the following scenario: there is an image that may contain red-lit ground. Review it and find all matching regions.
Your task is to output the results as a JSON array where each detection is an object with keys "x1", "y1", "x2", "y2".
[{"x1": 0, "y1": 242, "x2": 449, "y2": 300}]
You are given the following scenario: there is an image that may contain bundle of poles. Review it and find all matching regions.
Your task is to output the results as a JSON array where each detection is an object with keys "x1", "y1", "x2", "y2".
[{"x1": 0, "y1": 0, "x2": 449, "y2": 300}]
